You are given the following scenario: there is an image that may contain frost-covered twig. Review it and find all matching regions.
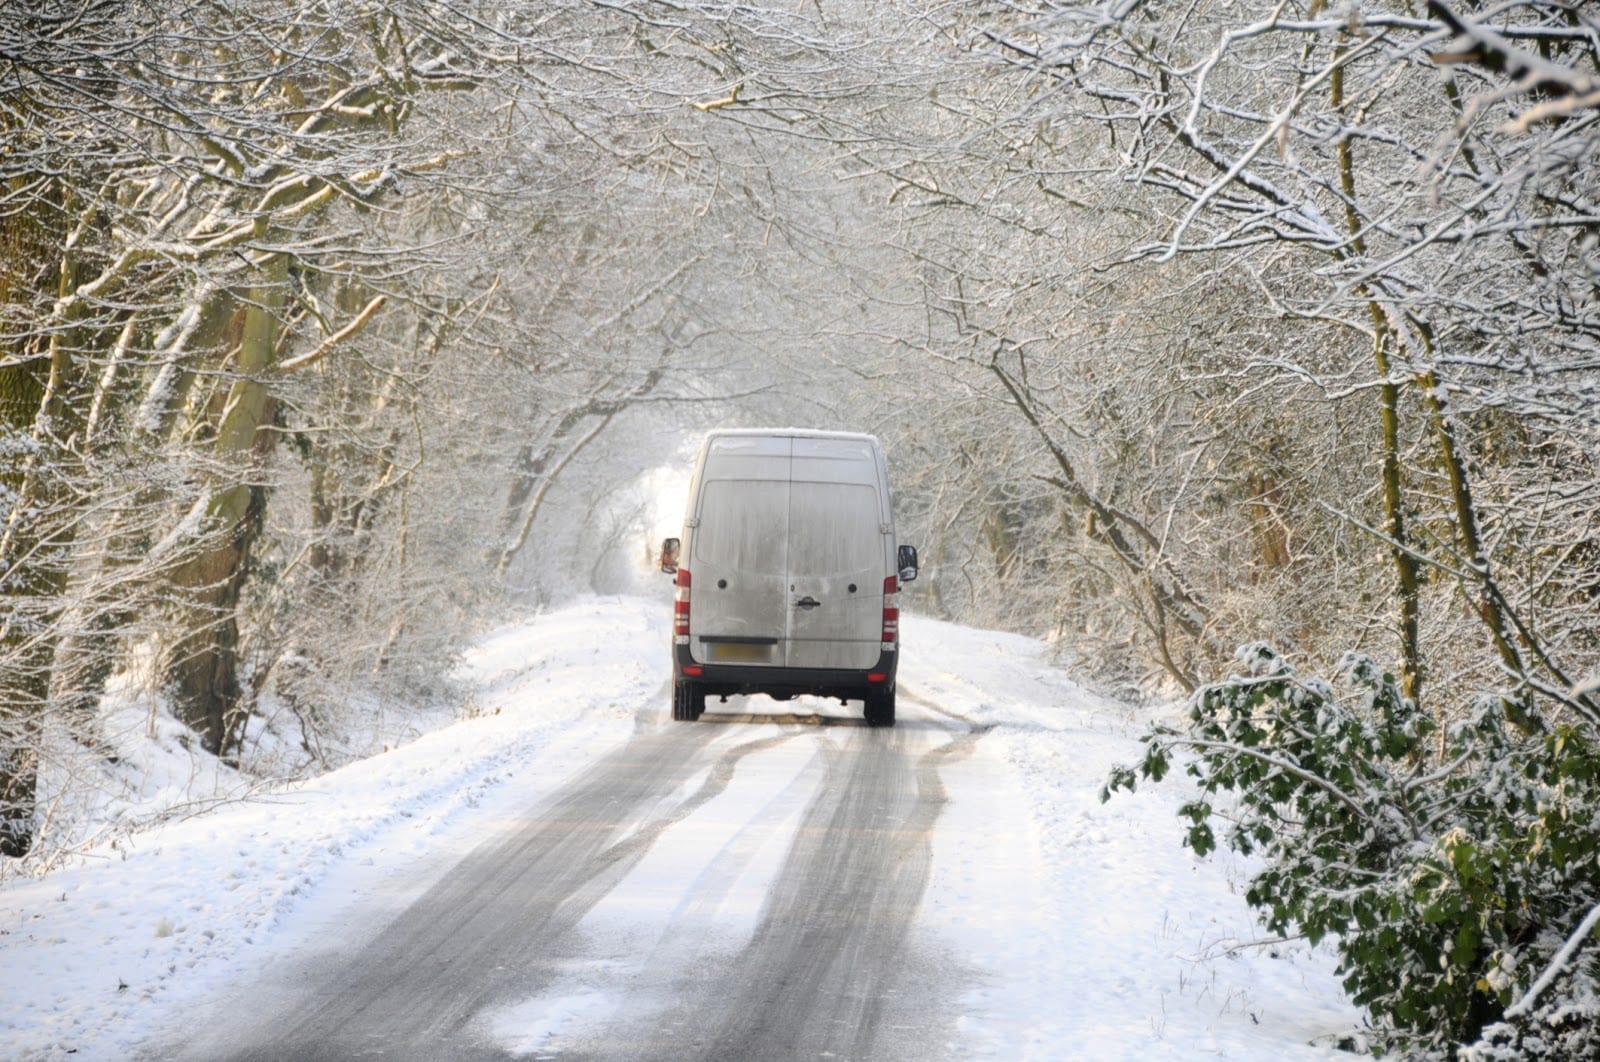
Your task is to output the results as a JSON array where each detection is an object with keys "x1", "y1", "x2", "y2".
[
  {"x1": 1429, "y1": 2, "x2": 1600, "y2": 129},
  {"x1": 1503, "y1": 900, "x2": 1600, "y2": 1020}
]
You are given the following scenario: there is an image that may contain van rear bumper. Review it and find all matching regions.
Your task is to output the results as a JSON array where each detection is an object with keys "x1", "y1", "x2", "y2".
[{"x1": 674, "y1": 643, "x2": 896, "y2": 702}]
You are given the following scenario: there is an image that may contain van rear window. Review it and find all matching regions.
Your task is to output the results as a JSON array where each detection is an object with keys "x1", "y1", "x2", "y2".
[
  {"x1": 788, "y1": 482, "x2": 882, "y2": 578},
  {"x1": 693, "y1": 479, "x2": 883, "y2": 578},
  {"x1": 693, "y1": 480, "x2": 789, "y2": 573}
]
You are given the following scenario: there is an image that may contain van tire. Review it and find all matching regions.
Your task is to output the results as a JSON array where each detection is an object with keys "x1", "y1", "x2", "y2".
[
  {"x1": 672, "y1": 681, "x2": 704, "y2": 722},
  {"x1": 864, "y1": 687, "x2": 896, "y2": 728}
]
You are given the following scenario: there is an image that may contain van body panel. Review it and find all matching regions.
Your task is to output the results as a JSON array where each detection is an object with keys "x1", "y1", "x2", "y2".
[
  {"x1": 690, "y1": 476, "x2": 788, "y2": 664},
  {"x1": 785, "y1": 479, "x2": 884, "y2": 669},
  {"x1": 675, "y1": 429, "x2": 900, "y2": 702}
]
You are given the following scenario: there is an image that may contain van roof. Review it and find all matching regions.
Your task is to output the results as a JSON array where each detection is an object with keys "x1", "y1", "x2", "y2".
[{"x1": 704, "y1": 428, "x2": 881, "y2": 445}]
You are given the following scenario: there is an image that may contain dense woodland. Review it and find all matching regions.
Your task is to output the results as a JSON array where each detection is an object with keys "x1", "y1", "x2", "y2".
[{"x1": 3, "y1": 1, "x2": 1598, "y2": 1055}]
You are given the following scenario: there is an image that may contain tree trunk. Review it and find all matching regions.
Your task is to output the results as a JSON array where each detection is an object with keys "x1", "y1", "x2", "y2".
[
  {"x1": 47, "y1": 287, "x2": 238, "y2": 749},
  {"x1": 495, "y1": 368, "x2": 664, "y2": 579},
  {"x1": 1243, "y1": 469, "x2": 1292, "y2": 575},
  {"x1": 982, "y1": 502, "x2": 1025, "y2": 582},
  {"x1": 1372, "y1": 322, "x2": 1423, "y2": 705},
  {"x1": 497, "y1": 412, "x2": 616, "y2": 579},
  {"x1": 166, "y1": 253, "x2": 286, "y2": 754},
  {"x1": 0, "y1": 196, "x2": 92, "y2": 855},
  {"x1": 0, "y1": 174, "x2": 103, "y2": 850},
  {"x1": 1408, "y1": 319, "x2": 1544, "y2": 732},
  {"x1": 1333, "y1": 55, "x2": 1424, "y2": 705},
  {"x1": 0, "y1": 347, "x2": 49, "y2": 856}
]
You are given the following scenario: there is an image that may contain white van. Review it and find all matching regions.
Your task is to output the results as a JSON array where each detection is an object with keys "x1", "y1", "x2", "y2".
[{"x1": 659, "y1": 429, "x2": 918, "y2": 726}]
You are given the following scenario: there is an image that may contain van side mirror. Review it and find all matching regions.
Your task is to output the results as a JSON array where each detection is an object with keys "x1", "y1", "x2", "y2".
[
  {"x1": 897, "y1": 544, "x2": 919, "y2": 583},
  {"x1": 658, "y1": 537, "x2": 680, "y2": 575}
]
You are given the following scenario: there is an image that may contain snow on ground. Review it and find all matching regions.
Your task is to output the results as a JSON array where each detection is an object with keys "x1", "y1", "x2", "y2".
[
  {"x1": 903, "y1": 614, "x2": 1361, "y2": 1058},
  {"x1": 0, "y1": 599, "x2": 659, "y2": 1061},
  {"x1": 0, "y1": 596, "x2": 1365, "y2": 1060}
]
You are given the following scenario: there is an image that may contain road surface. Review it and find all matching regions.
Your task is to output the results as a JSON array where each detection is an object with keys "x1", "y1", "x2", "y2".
[{"x1": 157, "y1": 694, "x2": 990, "y2": 1061}]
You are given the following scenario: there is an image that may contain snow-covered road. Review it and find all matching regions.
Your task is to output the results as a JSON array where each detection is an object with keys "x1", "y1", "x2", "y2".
[{"x1": 2, "y1": 598, "x2": 1363, "y2": 1060}]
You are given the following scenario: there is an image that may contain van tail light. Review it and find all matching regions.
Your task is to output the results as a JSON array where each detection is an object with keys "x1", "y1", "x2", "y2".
[
  {"x1": 881, "y1": 575, "x2": 899, "y2": 649},
  {"x1": 674, "y1": 568, "x2": 691, "y2": 642}
]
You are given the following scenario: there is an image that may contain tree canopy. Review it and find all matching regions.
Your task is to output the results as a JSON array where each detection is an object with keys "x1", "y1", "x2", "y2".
[{"x1": 3, "y1": 2, "x2": 1598, "y2": 1052}]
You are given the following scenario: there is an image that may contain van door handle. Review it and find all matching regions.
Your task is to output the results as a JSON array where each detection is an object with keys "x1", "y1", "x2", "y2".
[{"x1": 794, "y1": 596, "x2": 821, "y2": 610}]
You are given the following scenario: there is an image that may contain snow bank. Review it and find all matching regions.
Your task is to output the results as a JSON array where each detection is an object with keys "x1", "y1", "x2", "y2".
[{"x1": 903, "y1": 613, "x2": 1361, "y2": 1058}]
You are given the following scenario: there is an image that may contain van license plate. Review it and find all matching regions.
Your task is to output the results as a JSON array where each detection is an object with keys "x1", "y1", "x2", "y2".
[{"x1": 709, "y1": 643, "x2": 770, "y2": 663}]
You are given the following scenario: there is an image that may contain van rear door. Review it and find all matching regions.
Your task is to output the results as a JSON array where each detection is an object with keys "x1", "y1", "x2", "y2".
[
  {"x1": 688, "y1": 435, "x2": 790, "y2": 668},
  {"x1": 785, "y1": 436, "x2": 886, "y2": 671}
]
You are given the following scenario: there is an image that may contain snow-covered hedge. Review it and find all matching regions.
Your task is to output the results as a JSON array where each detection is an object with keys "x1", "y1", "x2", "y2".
[{"x1": 1106, "y1": 645, "x2": 1600, "y2": 1057}]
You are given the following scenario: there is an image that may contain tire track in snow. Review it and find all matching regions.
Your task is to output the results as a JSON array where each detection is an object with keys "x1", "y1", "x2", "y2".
[
  {"x1": 584, "y1": 715, "x2": 989, "y2": 1061},
  {"x1": 164, "y1": 724, "x2": 801, "y2": 1062},
  {"x1": 899, "y1": 685, "x2": 991, "y2": 731}
]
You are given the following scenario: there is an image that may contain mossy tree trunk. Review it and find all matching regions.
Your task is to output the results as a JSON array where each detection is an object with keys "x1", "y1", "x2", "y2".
[
  {"x1": 0, "y1": 183, "x2": 94, "y2": 855},
  {"x1": 165, "y1": 251, "x2": 287, "y2": 755}
]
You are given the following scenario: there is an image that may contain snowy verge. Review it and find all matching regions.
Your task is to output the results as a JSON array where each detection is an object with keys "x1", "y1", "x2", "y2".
[
  {"x1": 0, "y1": 596, "x2": 665, "y2": 1062},
  {"x1": 902, "y1": 613, "x2": 1364, "y2": 1059}
]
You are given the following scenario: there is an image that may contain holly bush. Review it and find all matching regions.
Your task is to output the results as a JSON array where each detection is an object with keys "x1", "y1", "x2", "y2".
[{"x1": 1105, "y1": 644, "x2": 1600, "y2": 1057}]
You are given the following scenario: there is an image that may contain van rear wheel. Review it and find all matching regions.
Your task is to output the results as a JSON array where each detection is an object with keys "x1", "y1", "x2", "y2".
[
  {"x1": 864, "y1": 686, "x2": 896, "y2": 728},
  {"x1": 672, "y1": 681, "x2": 705, "y2": 722}
]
